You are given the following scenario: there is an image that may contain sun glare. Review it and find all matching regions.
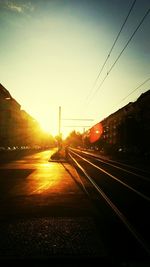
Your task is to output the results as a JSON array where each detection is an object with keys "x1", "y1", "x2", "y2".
[
  {"x1": 40, "y1": 121, "x2": 53, "y2": 134},
  {"x1": 40, "y1": 121, "x2": 77, "y2": 139},
  {"x1": 36, "y1": 108, "x2": 85, "y2": 139}
]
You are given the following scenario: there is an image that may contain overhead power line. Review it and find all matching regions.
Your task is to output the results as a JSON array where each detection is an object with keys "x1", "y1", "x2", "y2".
[
  {"x1": 90, "y1": 7, "x2": 150, "y2": 101},
  {"x1": 86, "y1": 0, "x2": 137, "y2": 102},
  {"x1": 117, "y1": 77, "x2": 150, "y2": 105}
]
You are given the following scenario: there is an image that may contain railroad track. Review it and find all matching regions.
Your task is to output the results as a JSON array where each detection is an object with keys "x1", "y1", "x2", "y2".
[{"x1": 67, "y1": 148, "x2": 150, "y2": 262}]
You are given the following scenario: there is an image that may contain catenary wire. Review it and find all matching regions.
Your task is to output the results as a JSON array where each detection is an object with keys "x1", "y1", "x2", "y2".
[
  {"x1": 86, "y1": 0, "x2": 137, "y2": 102},
  {"x1": 117, "y1": 77, "x2": 150, "y2": 105},
  {"x1": 89, "y1": 8, "x2": 150, "y2": 102}
]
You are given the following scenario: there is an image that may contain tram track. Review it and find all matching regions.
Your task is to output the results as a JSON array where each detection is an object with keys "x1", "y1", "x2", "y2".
[{"x1": 67, "y1": 148, "x2": 150, "y2": 260}]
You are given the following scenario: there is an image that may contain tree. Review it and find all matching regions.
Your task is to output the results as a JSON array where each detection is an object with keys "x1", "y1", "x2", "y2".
[{"x1": 64, "y1": 130, "x2": 82, "y2": 147}]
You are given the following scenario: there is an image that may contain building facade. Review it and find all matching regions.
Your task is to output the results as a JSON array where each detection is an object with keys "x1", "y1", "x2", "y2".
[
  {"x1": 84, "y1": 89, "x2": 150, "y2": 158},
  {"x1": 0, "y1": 83, "x2": 53, "y2": 149}
]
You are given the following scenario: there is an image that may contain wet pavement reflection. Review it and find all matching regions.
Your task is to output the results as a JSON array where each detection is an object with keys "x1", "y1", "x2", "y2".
[
  {"x1": 0, "y1": 149, "x2": 81, "y2": 197},
  {"x1": 0, "y1": 149, "x2": 107, "y2": 262}
]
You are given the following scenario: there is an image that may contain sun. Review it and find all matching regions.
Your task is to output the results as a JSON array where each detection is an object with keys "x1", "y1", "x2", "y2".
[
  {"x1": 40, "y1": 120, "x2": 55, "y2": 135},
  {"x1": 37, "y1": 114, "x2": 77, "y2": 139},
  {"x1": 40, "y1": 122, "x2": 51, "y2": 133}
]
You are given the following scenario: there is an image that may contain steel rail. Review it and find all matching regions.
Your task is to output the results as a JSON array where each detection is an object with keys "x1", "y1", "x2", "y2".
[
  {"x1": 79, "y1": 149, "x2": 150, "y2": 176},
  {"x1": 78, "y1": 150, "x2": 150, "y2": 182},
  {"x1": 68, "y1": 151, "x2": 150, "y2": 256},
  {"x1": 70, "y1": 150, "x2": 150, "y2": 202}
]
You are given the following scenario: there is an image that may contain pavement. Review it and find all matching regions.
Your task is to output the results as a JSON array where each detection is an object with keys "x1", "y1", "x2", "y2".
[{"x1": 0, "y1": 150, "x2": 108, "y2": 265}]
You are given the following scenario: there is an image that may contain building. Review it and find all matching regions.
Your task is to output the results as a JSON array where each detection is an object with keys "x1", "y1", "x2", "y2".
[
  {"x1": 85, "y1": 89, "x2": 150, "y2": 158},
  {"x1": 0, "y1": 83, "x2": 21, "y2": 147},
  {"x1": 0, "y1": 83, "x2": 48, "y2": 148}
]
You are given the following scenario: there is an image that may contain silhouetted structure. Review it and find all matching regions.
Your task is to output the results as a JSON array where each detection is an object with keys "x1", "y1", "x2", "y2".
[
  {"x1": 0, "y1": 83, "x2": 55, "y2": 149},
  {"x1": 0, "y1": 84, "x2": 21, "y2": 147},
  {"x1": 83, "y1": 90, "x2": 150, "y2": 160}
]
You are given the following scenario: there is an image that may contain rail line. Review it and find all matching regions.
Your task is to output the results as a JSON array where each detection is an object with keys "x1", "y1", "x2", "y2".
[
  {"x1": 74, "y1": 148, "x2": 150, "y2": 179},
  {"x1": 70, "y1": 149, "x2": 150, "y2": 198},
  {"x1": 67, "y1": 148, "x2": 150, "y2": 257}
]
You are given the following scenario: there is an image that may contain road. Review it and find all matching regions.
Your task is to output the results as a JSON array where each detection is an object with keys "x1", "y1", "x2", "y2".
[
  {"x1": 0, "y1": 149, "x2": 149, "y2": 266},
  {"x1": 0, "y1": 149, "x2": 78, "y2": 199},
  {"x1": 0, "y1": 149, "x2": 107, "y2": 265}
]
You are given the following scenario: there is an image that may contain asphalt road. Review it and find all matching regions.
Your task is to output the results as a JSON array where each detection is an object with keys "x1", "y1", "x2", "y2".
[{"x1": 0, "y1": 149, "x2": 107, "y2": 265}]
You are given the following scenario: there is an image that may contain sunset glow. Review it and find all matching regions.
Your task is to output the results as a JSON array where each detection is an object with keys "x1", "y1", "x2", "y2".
[{"x1": 0, "y1": 0, "x2": 149, "y2": 138}]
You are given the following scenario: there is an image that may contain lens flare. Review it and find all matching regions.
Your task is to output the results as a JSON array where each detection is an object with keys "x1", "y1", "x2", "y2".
[{"x1": 89, "y1": 122, "x2": 103, "y2": 143}]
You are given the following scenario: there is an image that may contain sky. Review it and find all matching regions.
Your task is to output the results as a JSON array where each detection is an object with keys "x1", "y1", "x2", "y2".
[{"x1": 0, "y1": 0, "x2": 150, "y2": 138}]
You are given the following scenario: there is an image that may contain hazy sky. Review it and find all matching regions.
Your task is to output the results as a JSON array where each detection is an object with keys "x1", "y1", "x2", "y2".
[{"x1": 0, "y1": 0, "x2": 150, "y2": 137}]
